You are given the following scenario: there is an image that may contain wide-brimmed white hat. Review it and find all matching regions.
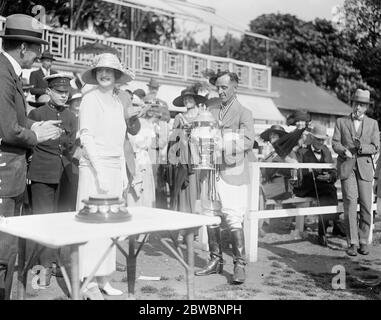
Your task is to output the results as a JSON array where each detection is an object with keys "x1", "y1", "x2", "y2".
[{"x1": 81, "y1": 53, "x2": 135, "y2": 85}]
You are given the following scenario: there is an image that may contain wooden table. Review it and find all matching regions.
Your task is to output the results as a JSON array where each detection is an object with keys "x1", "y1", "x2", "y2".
[{"x1": 0, "y1": 207, "x2": 220, "y2": 300}]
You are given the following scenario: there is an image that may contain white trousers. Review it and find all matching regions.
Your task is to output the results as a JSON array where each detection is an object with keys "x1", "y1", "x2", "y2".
[{"x1": 216, "y1": 178, "x2": 248, "y2": 229}]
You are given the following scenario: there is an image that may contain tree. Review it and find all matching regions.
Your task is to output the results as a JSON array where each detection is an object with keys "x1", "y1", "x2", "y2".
[
  {"x1": 237, "y1": 13, "x2": 369, "y2": 104},
  {"x1": 341, "y1": 0, "x2": 381, "y2": 121},
  {"x1": 1, "y1": 0, "x2": 174, "y2": 45}
]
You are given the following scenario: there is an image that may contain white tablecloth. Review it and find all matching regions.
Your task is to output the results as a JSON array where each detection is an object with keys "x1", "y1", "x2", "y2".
[{"x1": 0, "y1": 207, "x2": 220, "y2": 248}]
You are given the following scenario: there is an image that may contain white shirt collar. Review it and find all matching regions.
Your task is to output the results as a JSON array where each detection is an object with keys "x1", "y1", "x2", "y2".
[
  {"x1": 41, "y1": 66, "x2": 50, "y2": 76},
  {"x1": 2, "y1": 52, "x2": 22, "y2": 77}
]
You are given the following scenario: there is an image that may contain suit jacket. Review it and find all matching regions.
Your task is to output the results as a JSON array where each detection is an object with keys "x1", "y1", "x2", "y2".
[
  {"x1": 295, "y1": 145, "x2": 337, "y2": 204},
  {"x1": 0, "y1": 53, "x2": 38, "y2": 197},
  {"x1": 29, "y1": 68, "x2": 57, "y2": 99},
  {"x1": 27, "y1": 104, "x2": 77, "y2": 184},
  {"x1": 209, "y1": 97, "x2": 255, "y2": 185},
  {"x1": 332, "y1": 115, "x2": 379, "y2": 181}
]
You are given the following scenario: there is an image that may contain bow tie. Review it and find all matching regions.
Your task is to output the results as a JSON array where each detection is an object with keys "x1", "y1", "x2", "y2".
[
  {"x1": 353, "y1": 116, "x2": 364, "y2": 121},
  {"x1": 313, "y1": 149, "x2": 321, "y2": 154}
]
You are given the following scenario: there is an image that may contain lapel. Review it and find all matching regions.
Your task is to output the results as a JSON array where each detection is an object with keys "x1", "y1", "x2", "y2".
[
  {"x1": 361, "y1": 116, "x2": 371, "y2": 138},
  {"x1": 307, "y1": 146, "x2": 319, "y2": 162},
  {"x1": 0, "y1": 54, "x2": 27, "y2": 111},
  {"x1": 345, "y1": 115, "x2": 357, "y2": 140},
  {"x1": 220, "y1": 98, "x2": 239, "y2": 129}
]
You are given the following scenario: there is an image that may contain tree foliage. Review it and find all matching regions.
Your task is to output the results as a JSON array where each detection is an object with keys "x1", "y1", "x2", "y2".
[
  {"x1": 237, "y1": 13, "x2": 369, "y2": 105},
  {"x1": 1, "y1": 0, "x2": 174, "y2": 45},
  {"x1": 342, "y1": 0, "x2": 381, "y2": 121}
]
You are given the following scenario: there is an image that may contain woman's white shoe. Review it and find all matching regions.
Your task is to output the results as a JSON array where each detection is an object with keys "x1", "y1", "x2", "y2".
[
  {"x1": 82, "y1": 282, "x2": 104, "y2": 300},
  {"x1": 99, "y1": 282, "x2": 123, "y2": 296}
]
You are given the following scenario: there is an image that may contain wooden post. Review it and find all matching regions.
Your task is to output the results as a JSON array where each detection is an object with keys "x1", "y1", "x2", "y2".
[{"x1": 245, "y1": 163, "x2": 260, "y2": 262}]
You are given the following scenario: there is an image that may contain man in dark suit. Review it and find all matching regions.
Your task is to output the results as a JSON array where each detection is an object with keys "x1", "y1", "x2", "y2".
[
  {"x1": 195, "y1": 71, "x2": 255, "y2": 284},
  {"x1": 27, "y1": 74, "x2": 77, "y2": 285},
  {"x1": 0, "y1": 14, "x2": 62, "y2": 300},
  {"x1": 296, "y1": 124, "x2": 345, "y2": 247},
  {"x1": 29, "y1": 51, "x2": 57, "y2": 101},
  {"x1": 332, "y1": 89, "x2": 379, "y2": 256}
]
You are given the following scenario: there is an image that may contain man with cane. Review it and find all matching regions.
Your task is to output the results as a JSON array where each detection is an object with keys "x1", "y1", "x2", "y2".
[{"x1": 296, "y1": 125, "x2": 345, "y2": 246}]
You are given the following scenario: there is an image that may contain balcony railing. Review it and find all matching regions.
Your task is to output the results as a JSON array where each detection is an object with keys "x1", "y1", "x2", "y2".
[{"x1": 0, "y1": 16, "x2": 271, "y2": 92}]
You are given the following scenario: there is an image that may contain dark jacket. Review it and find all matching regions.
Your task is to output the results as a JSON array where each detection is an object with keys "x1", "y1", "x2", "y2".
[
  {"x1": 295, "y1": 145, "x2": 337, "y2": 204},
  {"x1": 27, "y1": 104, "x2": 77, "y2": 184},
  {"x1": 29, "y1": 68, "x2": 57, "y2": 100},
  {"x1": 0, "y1": 53, "x2": 37, "y2": 197}
]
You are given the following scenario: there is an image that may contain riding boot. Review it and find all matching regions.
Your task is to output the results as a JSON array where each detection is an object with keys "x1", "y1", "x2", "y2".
[
  {"x1": 230, "y1": 228, "x2": 246, "y2": 284},
  {"x1": 195, "y1": 227, "x2": 223, "y2": 276}
]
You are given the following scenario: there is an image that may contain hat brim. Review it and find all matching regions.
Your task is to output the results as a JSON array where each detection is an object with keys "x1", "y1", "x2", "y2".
[
  {"x1": 82, "y1": 67, "x2": 134, "y2": 85},
  {"x1": 28, "y1": 101, "x2": 46, "y2": 107},
  {"x1": 260, "y1": 129, "x2": 286, "y2": 142},
  {"x1": 310, "y1": 133, "x2": 328, "y2": 140},
  {"x1": 0, "y1": 34, "x2": 49, "y2": 45},
  {"x1": 40, "y1": 57, "x2": 56, "y2": 61},
  {"x1": 173, "y1": 94, "x2": 206, "y2": 107},
  {"x1": 351, "y1": 98, "x2": 371, "y2": 105},
  {"x1": 22, "y1": 85, "x2": 34, "y2": 90}
]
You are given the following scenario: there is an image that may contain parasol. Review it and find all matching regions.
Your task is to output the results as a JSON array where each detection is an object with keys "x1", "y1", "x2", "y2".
[{"x1": 74, "y1": 42, "x2": 119, "y2": 56}]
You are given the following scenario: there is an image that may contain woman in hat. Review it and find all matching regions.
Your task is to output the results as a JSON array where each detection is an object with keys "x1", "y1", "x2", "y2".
[
  {"x1": 76, "y1": 53, "x2": 134, "y2": 299},
  {"x1": 167, "y1": 86, "x2": 206, "y2": 214}
]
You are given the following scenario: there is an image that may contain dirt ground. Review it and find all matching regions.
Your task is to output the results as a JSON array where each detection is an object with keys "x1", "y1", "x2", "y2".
[{"x1": 12, "y1": 215, "x2": 381, "y2": 300}]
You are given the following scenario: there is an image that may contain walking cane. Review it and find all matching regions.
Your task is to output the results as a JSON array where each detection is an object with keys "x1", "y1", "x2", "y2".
[{"x1": 311, "y1": 169, "x2": 327, "y2": 239}]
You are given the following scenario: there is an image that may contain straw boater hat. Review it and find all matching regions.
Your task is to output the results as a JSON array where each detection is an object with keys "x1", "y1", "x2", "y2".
[
  {"x1": 68, "y1": 91, "x2": 82, "y2": 103},
  {"x1": 28, "y1": 94, "x2": 50, "y2": 108},
  {"x1": 81, "y1": 53, "x2": 135, "y2": 85},
  {"x1": 40, "y1": 51, "x2": 56, "y2": 61},
  {"x1": 147, "y1": 78, "x2": 160, "y2": 88},
  {"x1": 351, "y1": 89, "x2": 371, "y2": 105},
  {"x1": 286, "y1": 110, "x2": 311, "y2": 126},
  {"x1": 172, "y1": 87, "x2": 207, "y2": 107},
  {"x1": 309, "y1": 124, "x2": 328, "y2": 140},
  {"x1": 0, "y1": 14, "x2": 48, "y2": 45},
  {"x1": 260, "y1": 125, "x2": 287, "y2": 142}
]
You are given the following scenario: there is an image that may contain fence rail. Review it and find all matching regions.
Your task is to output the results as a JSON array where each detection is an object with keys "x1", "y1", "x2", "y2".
[
  {"x1": 244, "y1": 162, "x2": 376, "y2": 262},
  {"x1": 0, "y1": 16, "x2": 271, "y2": 92}
]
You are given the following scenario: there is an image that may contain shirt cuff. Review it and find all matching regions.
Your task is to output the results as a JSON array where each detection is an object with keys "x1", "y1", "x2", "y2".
[{"x1": 30, "y1": 121, "x2": 43, "y2": 141}]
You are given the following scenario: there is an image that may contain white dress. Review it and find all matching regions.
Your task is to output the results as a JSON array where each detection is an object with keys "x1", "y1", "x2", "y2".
[
  {"x1": 76, "y1": 88, "x2": 127, "y2": 280},
  {"x1": 127, "y1": 118, "x2": 156, "y2": 207}
]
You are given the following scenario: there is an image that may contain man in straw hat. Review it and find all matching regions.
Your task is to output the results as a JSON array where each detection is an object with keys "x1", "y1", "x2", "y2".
[
  {"x1": 333, "y1": 88, "x2": 379, "y2": 256},
  {"x1": 296, "y1": 124, "x2": 345, "y2": 247},
  {"x1": 0, "y1": 14, "x2": 63, "y2": 300},
  {"x1": 29, "y1": 51, "x2": 57, "y2": 101},
  {"x1": 195, "y1": 71, "x2": 255, "y2": 284}
]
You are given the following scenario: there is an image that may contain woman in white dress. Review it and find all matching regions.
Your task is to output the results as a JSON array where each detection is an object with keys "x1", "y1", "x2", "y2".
[{"x1": 76, "y1": 53, "x2": 134, "y2": 299}]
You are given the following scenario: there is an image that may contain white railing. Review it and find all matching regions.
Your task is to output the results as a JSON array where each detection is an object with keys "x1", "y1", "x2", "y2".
[
  {"x1": 0, "y1": 16, "x2": 271, "y2": 92},
  {"x1": 245, "y1": 162, "x2": 377, "y2": 262}
]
